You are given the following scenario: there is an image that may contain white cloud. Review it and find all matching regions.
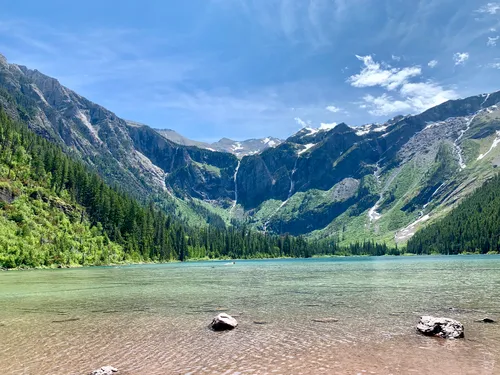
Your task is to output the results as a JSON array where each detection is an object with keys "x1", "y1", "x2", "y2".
[
  {"x1": 488, "y1": 62, "x2": 500, "y2": 69},
  {"x1": 325, "y1": 105, "x2": 341, "y2": 113},
  {"x1": 319, "y1": 122, "x2": 337, "y2": 130},
  {"x1": 294, "y1": 117, "x2": 309, "y2": 127},
  {"x1": 348, "y1": 55, "x2": 421, "y2": 90},
  {"x1": 349, "y1": 56, "x2": 458, "y2": 117},
  {"x1": 487, "y1": 36, "x2": 499, "y2": 46},
  {"x1": 491, "y1": 28, "x2": 497, "y2": 32},
  {"x1": 361, "y1": 82, "x2": 458, "y2": 117},
  {"x1": 399, "y1": 82, "x2": 458, "y2": 113},
  {"x1": 392, "y1": 54, "x2": 401, "y2": 61},
  {"x1": 453, "y1": 52, "x2": 469, "y2": 65},
  {"x1": 428, "y1": 60, "x2": 438, "y2": 68},
  {"x1": 477, "y1": 3, "x2": 500, "y2": 14},
  {"x1": 362, "y1": 94, "x2": 412, "y2": 116}
]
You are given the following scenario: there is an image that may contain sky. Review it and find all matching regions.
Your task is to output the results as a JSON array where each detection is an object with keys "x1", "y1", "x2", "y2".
[{"x1": 1, "y1": 0, "x2": 500, "y2": 142}]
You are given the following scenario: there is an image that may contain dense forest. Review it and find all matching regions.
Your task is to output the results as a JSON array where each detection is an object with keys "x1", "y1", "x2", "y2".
[
  {"x1": 407, "y1": 174, "x2": 500, "y2": 254},
  {"x1": 0, "y1": 108, "x2": 393, "y2": 268}
]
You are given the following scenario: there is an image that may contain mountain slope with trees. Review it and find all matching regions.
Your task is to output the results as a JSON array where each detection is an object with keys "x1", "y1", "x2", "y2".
[
  {"x1": 0, "y1": 108, "x2": 393, "y2": 268},
  {"x1": 407, "y1": 174, "x2": 500, "y2": 254}
]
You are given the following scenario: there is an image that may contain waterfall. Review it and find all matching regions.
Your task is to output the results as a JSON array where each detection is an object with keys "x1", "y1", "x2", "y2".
[{"x1": 230, "y1": 160, "x2": 241, "y2": 216}]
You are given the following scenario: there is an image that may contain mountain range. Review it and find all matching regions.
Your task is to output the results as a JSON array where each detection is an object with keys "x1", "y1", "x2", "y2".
[{"x1": 1, "y1": 52, "x2": 500, "y2": 246}]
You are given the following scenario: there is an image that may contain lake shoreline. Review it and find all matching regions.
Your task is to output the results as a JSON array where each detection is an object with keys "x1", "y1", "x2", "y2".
[{"x1": 3, "y1": 252, "x2": 499, "y2": 271}]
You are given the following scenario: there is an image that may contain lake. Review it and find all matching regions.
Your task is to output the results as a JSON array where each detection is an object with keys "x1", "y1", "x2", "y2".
[{"x1": 1, "y1": 256, "x2": 499, "y2": 375}]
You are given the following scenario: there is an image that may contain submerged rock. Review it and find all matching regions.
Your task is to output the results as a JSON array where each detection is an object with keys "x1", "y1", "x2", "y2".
[
  {"x1": 90, "y1": 366, "x2": 118, "y2": 375},
  {"x1": 210, "y1": 313, "x2": 238, "y2": 331},
  {"x1": 417, "y1": 316, "x2": 464, "y2": 339},
  {"x1": 475, "y1": 318, "x2": 496, "y2": 324}
]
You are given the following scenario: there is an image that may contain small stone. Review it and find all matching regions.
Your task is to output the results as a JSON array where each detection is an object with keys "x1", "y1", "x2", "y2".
[
  {"x1": 90, "y1": 366, "x2": 118, "y2": 375},
  {"x1": 253, "y1": 321, "x2": 268, "y2": 325},
  {"x1": 210, "y1": 313, "x2": 238, "y2": 331},
  {"x1": 312, "y1": 318, "x2": 339, "y2": 323},
  {"x1": 417, "y1": 316, "x2": 464, "y2": 339}
]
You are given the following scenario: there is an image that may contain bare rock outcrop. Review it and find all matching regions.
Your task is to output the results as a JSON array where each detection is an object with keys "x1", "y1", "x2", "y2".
[{"x1": 417, "y1": 316, "x2": 464, "y2": 339}]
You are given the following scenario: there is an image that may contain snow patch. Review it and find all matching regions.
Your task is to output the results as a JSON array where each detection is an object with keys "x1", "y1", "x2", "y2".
[
  {"x1": 262, "y1": 137, "x2": 278, "y2": 147},
  {"x1": 372, "y1": 125, "x2": 388, "y2": 133},
  {"x1": 319, "y1": 122, "x2": 337, "y2": 130},
  {"x1": 355, "y1": 124, "x2": 373, "y2": 136},
  {"x1": 477, "y1": 131, "x2": 500, "y2": 160},
  {"x1": 395, "y1": 214, "x2": 430, "y2": 242},
  {"x1": 305, "y1": 127, "x2": 319, "y2": 135},
  {"x1": 232, "y1": 142, "x2": 243, "y2": 151},
  {"x1": 299, "y1": 143, "x2": 316, "y2": 155},
  {"x1": 454, "y1": 114, "x2": 478, "y2": 169},
  {"x1": 424, "y1": 121, "x2": 444, "y2": 130}
]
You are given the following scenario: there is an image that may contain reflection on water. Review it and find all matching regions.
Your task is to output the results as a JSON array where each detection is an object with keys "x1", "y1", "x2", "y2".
[{"x1": 1, "y1": 256, "x2": 500, "y2": 374}]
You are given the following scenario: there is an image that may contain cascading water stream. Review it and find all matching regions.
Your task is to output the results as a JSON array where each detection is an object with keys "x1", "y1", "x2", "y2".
[{"x1": 230, "y1": 160, "x2": 241, "y2": 216}]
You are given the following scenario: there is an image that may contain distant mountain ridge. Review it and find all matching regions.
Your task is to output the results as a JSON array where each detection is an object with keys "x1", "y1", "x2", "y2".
[
  {"x1": 1, "y1": 52, "x2": 500, "y2": 246},
  {"x1": 148, "y1": 124, "x2": 282, "y2": 157}
]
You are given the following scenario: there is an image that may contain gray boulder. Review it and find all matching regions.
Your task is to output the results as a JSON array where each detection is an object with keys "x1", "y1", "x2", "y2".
[
  {"x1": 90, "y1": 366, "x2": 118, "y2": 375},
  {"x1": 210, "y1": 313, "x2": 238, "y2": 331},
  {"x1": 417, "y1": 316, "x2": 464, "y2": 339}
]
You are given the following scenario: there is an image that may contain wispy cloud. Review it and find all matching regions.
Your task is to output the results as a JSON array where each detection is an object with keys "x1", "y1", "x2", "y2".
[
  {"x1": 0, "y1": 20, "x2": 199, "y2": 91},
  {"x1": 487, "y1": 36, "x2": 499, "y2": 46},
  {"x1": 476, "y1": 3, "x2": 500, "y2": 14},
  {"x1": 216, "y1": 0, "x2": 359, "y2": 48},
  {"x1": 428, "y1": 60, "x2": 438, "y2": 68},
  {"x1": 294, "y1": 117, "x2": 310, "y2": 128},
  {"x1": 453, "y1": 52, "x2": 469, "y2": 65},
  {"x1": 325, "y1": 105, "x2": 341, "y2": 113}
]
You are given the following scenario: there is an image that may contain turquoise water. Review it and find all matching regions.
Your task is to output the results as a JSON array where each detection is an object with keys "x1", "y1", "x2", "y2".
[{"x1": 1, "y1": 256, "x2": 499, "y2": 374}]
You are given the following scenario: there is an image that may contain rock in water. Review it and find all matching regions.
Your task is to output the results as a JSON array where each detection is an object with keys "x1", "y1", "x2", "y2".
[
  {"x1": 210, "y1": 313, "x2": 238, "y2": 331},
  {"x1": 417, "y1": 316, "x2": 464, "y2": 339},
  {"x1": 476, "y1": 318, "x2": 496, "y2": 323},
  {"x1": 90, "y1": 366, "x2": 118, "y2": 375}
]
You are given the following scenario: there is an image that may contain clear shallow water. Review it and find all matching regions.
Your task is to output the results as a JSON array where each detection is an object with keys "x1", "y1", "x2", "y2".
[{"x1": 1, "y1": 256, "x2": 500, "y2": 375}]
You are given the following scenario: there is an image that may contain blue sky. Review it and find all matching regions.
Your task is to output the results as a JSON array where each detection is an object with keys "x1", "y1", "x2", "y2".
[{"x1": 1, "y1": 0, "x2": 500, "y2": 142}]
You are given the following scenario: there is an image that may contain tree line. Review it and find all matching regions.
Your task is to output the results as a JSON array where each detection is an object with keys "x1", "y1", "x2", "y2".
[
  {"x1": 0, "y1": 107, "x2": 394, "y2": 268},
  {"x1": 407, "y1": 174, "x2": 500, "y2": 255}
]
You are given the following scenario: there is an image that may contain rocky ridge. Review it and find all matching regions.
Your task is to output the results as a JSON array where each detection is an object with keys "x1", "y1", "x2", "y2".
[{"x1": 1, "y1": 53, "x2": 500, "y2": 243}]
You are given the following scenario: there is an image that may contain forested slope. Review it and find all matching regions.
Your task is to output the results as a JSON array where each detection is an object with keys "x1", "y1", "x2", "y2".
[
  {"x1": 0, "y1": 109, "x2": 392, "y2": 268},
  {"x1": 407, "y1": 174, "x2": 500, "y2": 254}
]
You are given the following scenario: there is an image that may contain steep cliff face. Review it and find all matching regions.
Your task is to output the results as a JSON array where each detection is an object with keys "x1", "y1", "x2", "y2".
[
  {"x1": 127, "y1": 123, "x2": 237, "y2": 203},
  {"x1": 2, "y1": 53, "x2": 500, "y2": 243}
]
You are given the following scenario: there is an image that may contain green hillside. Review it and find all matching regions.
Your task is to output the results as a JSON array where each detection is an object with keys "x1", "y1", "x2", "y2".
[{"x1": 407, "y1": 174, "x2": 500, "y2": 254}]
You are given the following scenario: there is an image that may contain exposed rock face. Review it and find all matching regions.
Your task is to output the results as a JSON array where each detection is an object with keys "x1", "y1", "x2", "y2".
[
  {"x1": 210, "y1": 313, "x2": 238, "y2": 331},
  {"x1": 90, "y1": 366, "x2": 118, "y2": 375},
  {"x1": 3, "y1": 54, "x2": 500, "y2": 239},
  {"x1": 0, "y1": 186, "x2": 16, "y2": 203},
  {"x1": 417, "y1": 316, "x2": 464, "y2": 339}
]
